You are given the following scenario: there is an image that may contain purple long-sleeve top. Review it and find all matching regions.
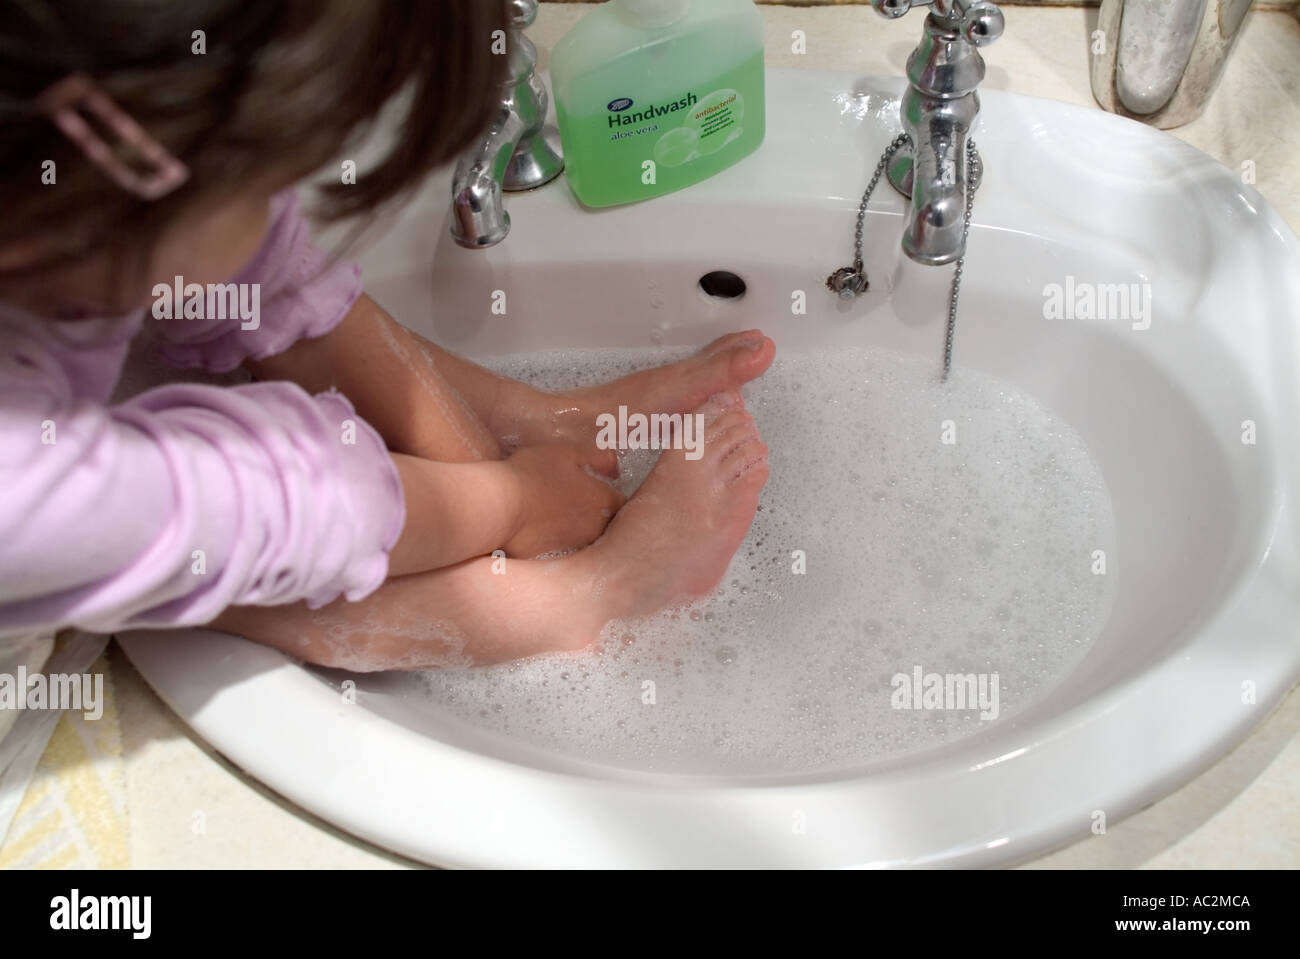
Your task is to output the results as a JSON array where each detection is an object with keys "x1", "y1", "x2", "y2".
[{"x1": 0, "y1": 191, "x2": 405, "y2": 639}]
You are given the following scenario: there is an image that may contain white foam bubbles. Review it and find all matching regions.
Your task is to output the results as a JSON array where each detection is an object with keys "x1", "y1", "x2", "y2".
[{"x1": 419, "y1": 347, "x2": 1117, "y2": 775}]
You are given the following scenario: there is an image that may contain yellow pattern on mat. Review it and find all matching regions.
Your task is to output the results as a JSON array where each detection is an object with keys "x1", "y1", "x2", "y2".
[{"x1": 0, "y1": 653, "x2": 129, "y2": 869}]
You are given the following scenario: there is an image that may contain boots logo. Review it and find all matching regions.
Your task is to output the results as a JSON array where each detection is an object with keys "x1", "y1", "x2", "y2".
[{"x1": 607, "y1": 97, "x2": 634, "y2": 112}]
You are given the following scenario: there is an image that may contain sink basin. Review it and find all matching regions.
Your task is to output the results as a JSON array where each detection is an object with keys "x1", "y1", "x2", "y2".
[{"x1": 119, "y1": 69, "x2": 1300, "y2": 868}]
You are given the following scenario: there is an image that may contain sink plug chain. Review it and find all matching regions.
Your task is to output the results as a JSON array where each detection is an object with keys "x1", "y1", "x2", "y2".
[
  {"x1": 827, "y1": 132, "x2": 911, "y2": 300},
  {"x1": 943, "y1": 136, "x2": 980, "y2": 382},
  {"x1": 827, "y1": 133, "x2": 981, "y2": 383}
]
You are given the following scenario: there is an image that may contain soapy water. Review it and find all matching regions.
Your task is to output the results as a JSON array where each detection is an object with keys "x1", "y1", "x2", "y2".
[{"x1": 418, "y1": 347, "x2": 1117, "y2": 775}]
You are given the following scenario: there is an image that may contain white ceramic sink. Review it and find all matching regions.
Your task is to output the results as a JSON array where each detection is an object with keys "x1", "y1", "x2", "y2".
[{"x1": 119, "y1": 70, "x2": 1300, "y2": 868}]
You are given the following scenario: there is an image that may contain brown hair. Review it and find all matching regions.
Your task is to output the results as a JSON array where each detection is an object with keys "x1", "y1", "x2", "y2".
[{"x1": 0, "y1": 0, "x2": 509, "y2": 278}]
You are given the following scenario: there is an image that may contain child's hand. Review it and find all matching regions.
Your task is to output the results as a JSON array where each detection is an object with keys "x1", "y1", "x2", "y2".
[{"x1": 503, "y1": 444, "x2": 625, "y2": 558}]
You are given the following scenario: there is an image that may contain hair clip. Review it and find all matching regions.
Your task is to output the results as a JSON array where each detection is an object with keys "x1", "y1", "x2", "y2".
[{"x1": 36, "y1": 73, "x2": 189, "y2": 201}]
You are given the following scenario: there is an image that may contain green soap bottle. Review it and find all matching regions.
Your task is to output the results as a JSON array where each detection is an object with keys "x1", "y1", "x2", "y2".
[{"x1": 550, "y1": 0, "x2": 766, "y2": 208}]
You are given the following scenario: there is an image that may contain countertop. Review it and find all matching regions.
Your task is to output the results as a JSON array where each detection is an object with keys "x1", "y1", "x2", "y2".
[{"x1": 49, "y1": 5, "x2": 1300, "y2": 869}]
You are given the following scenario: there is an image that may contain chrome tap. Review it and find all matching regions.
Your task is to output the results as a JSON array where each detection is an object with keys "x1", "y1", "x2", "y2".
[
  {"x1": 450, "y1": 0, "x2": 564, "y2": 250},
  {"x1": 869, "y1": 0, "x2": 1003, "y2": 265}
]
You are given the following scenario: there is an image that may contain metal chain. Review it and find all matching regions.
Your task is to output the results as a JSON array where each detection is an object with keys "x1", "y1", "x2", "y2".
[
  {"x1": 942, "y1": 136, "x2": 979, "y2": 383},
  {"x1": 826, "y1": 132, "x2": 911, "y2": 300},
  {"x1": 828, "y1": 132, "x2": 981, "y2": 383},
  {"x1": 853, "y1": 132, "x2": 912, "y2": 277}
]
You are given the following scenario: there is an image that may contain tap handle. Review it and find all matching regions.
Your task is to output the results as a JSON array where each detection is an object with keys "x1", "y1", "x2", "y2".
[
  {"x1": 870, "y1": 0, "x2": 1004, "y2": 47},
  {"x1": 869, "y1": 0, "x2": 920, "y2": 17},
  {"x1": 500, "y1": 0, "x2": 540, "y2": 85},
  {"x1": 960, "y1": 2, "x2": 1004, "y2": 47},
  {"x1": 508, "y1": 0, "x2": 538, "y2": 30}
]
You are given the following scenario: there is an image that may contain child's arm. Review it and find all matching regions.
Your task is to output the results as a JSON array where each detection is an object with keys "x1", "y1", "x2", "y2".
[
  {"x1": 0, "y1": 356, "x2": 402, "y2": 633},
  {"x1": 246, "y1": 292, "x2": 538, "y2": 463},
  {"x1": 153, "y1": 190, "x2": 562, "y2": 465},
  {"x1": 0, "y1": 348, "x2": 620, "y2": 640},
  {"x1": 153, "y1": 192, "x2": 521, "y2": 465}
]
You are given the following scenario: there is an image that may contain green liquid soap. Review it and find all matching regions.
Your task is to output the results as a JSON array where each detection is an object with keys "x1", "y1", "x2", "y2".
[{"x1": 550, "y1": 0, "x2": 766, "y2": 208}]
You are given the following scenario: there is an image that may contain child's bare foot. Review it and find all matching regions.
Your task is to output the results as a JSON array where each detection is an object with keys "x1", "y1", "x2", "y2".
[
  {"x1": 508, "y1": 330, "x2": 775, "y2": 449},
  {"x1": 217, "y1": 395, "x2": 771, "y2": 668},
  {"x1": 576, "y1": 329, "x2": 774, "y2": 416},
  {"x1": 572, "y1": 391, "x2": 770, "y2": 620}
]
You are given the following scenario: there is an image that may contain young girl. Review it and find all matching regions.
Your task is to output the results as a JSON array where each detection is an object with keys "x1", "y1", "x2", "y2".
[{"x1": 0, "y1": 0, "x2": 774, "y2": 675}]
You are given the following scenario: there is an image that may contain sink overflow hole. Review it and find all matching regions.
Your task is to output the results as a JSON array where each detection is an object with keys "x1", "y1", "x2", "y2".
[{"x1": 698, "y1": 271, "x2": 746, "y2": 301}]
